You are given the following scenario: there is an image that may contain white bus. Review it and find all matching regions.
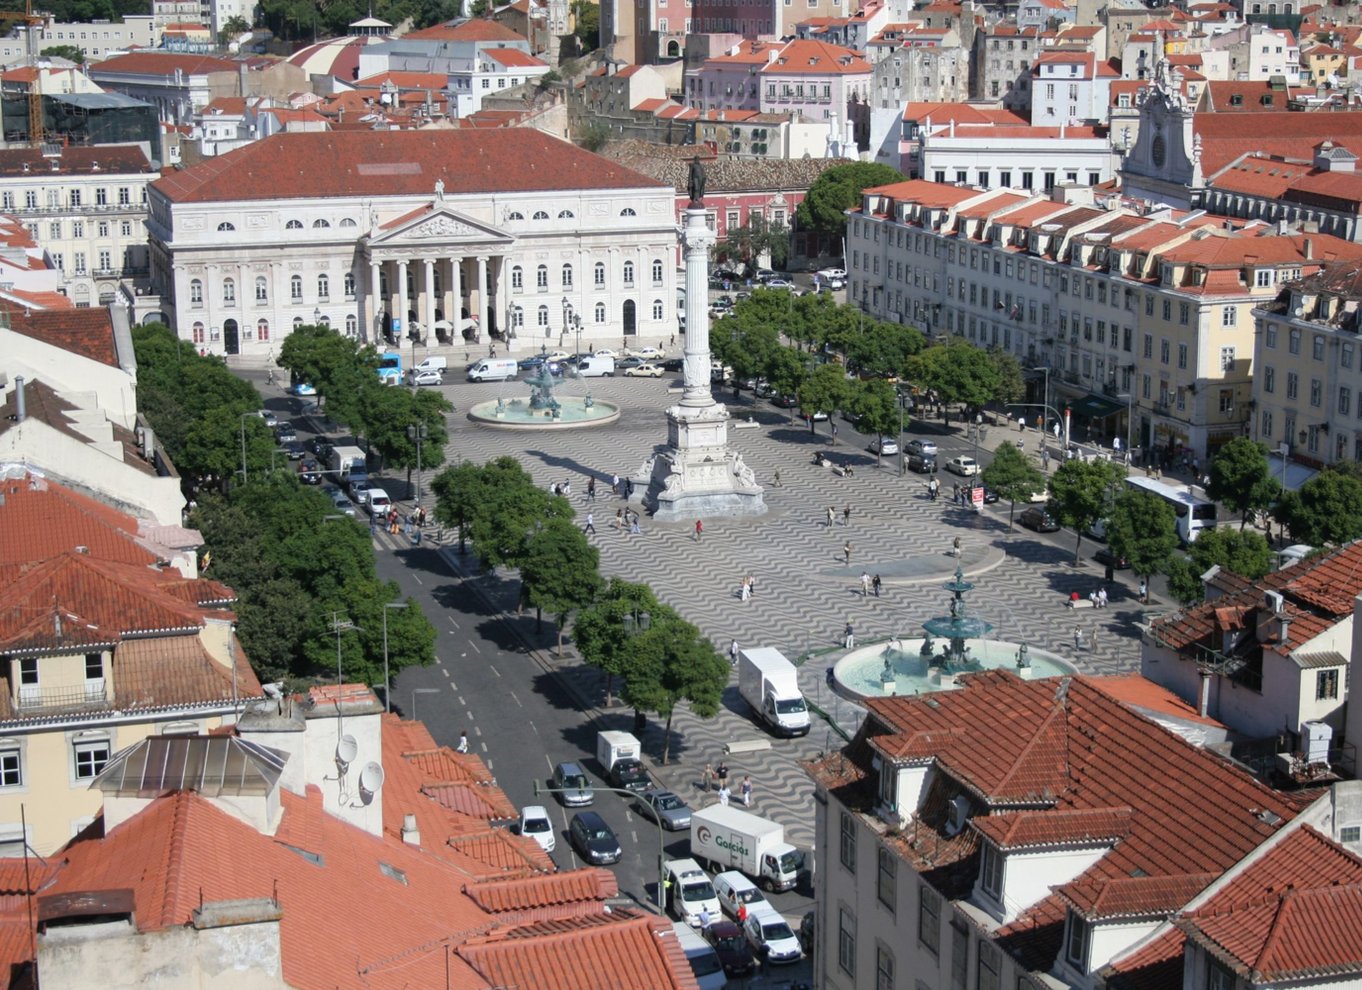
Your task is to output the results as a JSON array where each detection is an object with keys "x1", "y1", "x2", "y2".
[{"x1": 1125, "y1": 475, "x2": 1216, "y2": 543}]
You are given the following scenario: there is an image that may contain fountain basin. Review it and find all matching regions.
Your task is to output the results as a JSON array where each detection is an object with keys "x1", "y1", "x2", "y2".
[
  {"x1": 468, "y1": 396, "x2": 620, "y2": 430},
  {"x1": 832, "y1": 638, "x2": 1075, "y2": 702}
]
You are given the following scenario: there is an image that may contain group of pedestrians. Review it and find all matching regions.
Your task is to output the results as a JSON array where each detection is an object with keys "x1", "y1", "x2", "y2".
[
  {"x1": 858, "y1": 572, "x2": 882, "y2": 597},
  {"x1": 738, "y1": 574, "x2": 756, "y2": 601},
  {"x1": 699, "y1": 761, "x2": 754, "y2": 808}
]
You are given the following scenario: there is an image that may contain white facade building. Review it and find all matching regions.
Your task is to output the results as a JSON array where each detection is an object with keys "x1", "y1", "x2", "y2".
[
  {"x1": 1030, "y1": 50, "x2": 1119, "y2": 124},
  {"x1": 145, "y1": 129, "x2": 678, "y2": 357}
]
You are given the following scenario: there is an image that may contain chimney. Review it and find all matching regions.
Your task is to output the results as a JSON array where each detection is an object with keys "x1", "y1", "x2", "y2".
[
  {"x1": 1303, "y1": 236, "x2": 1314, "y2": 258},
  {"x1": 14, "y1": 375, "x2": 24, "y2": 422},
  {"x1": 1198, "y1": 670, "x2": 1211, "y2": 718},
  {"x1": 401, "y1": 813, "x2": 421, "y2": 846},
  {"x1": 1280, "y1": 616, "x2": 1291, "y2": 645}
]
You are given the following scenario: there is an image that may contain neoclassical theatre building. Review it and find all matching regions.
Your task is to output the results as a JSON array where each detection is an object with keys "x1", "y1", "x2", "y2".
[{"x1": 145, "y1": 128, "x2": 678, "y2": 356}]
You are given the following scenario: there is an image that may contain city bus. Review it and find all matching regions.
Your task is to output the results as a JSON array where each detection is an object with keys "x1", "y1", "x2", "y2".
[{"x1": 1125, "y1": 475, "x2": 1216, "y2": 544}]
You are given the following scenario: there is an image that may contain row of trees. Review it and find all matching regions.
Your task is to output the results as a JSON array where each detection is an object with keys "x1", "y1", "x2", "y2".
[
  {"x1": 431, "y1": 457, "x2": 729, "y2": 762},
  {"x1": 133, "y1": 323, "x2": 437, "y2": 687}
]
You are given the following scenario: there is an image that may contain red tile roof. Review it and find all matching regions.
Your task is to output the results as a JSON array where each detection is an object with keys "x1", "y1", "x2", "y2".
[
  {"x1": 972, "y1": 807, "x2": 1135, "y2": 850},
  {"x1": 404, "y1": 19, "x2": 526, "y2": 42},
  {"x1": 1059, "y1": 872, "x2": 1217, "y2": 920},
  {"x1": 5, "y1": 306, "x2": 119, "y2": 366},
  {"x1": 1194, "y1": 109, "x2": 1362, "y2": 173},
  {"x1": 1088, "y1": 675, "x2": 1226, "y2": 727},
  {"x1": 865, "y1": 178, "x2": 985, "y2": 210},
  {"x1": 151, "y1": 129, "x2": 664, "y2": 204},
  {"x1": 760, "y1": 39, "x2": 871, "y2": 75},
  {"x1": 0, "y1": 144, "x2": 150, "y2": 178},
  {"x1": 90, "y1": 52, "x2": 239, "y2": 76},
  {"x1": 464, "y1": 869, "x2": 618, "y2": 914},
  {"x1": 485, "y1": 47, "x2": 545, "y2": 68},
  {"x1": 0, "y1": 473, "x2": 154, "y2": 568}
]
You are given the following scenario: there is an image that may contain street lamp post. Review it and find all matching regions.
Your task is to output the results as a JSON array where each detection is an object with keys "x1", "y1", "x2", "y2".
[
  {"x1": 407, "y1": 422, "x2": 428, "y2": 508},
  {"x1": 573, "y1": 313, "x2": 582, "y2": 361},
  {"x1": 898, "y1": 391, "x2": 909, "y2": 477},
  {"x1": 970, "y1": 412, "x2": 983, "y2": 510},
  {"x1": 382, "y1": 602, "x2": 409, "y2": 714}
]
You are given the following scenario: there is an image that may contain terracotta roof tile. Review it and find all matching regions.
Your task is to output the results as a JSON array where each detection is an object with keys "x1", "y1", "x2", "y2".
[
  {"x1": 403, "y1": 19, "x2": 525, "y2": 41},
  {"x1": 152, "y1": 129, "x2": 665, "y2": 204},
  {"x1": 972, "y1": 807, "x2": 1135, "y2": 850},
  {"x1": 464, "y1": 868, "x2": 617, "y2": 914},
  {"x1": 1058, "y1": 872, "x2": 1217, "y2": 920},
  {"x1": 1088, "y1": 675, "x2": 1226, "y2": 727},
  {"x1": 109, "y1": 634, "x2": 261, "y2": 714},
  {"x1": 485, "y1": 48, "x2": 544, "y2": 68},
  {"x1": 0, "y1": 473, "x2": 154, "y2": 568},
  {"x1": 759, "y1": 39, "x2": 871, "y2": 75},
  {"x1": 91, "y1": 52, "x2": 239, "y2": 76},
  {"x1": 1195, "y1": 110, "x2": 1362, "y2": 173}
]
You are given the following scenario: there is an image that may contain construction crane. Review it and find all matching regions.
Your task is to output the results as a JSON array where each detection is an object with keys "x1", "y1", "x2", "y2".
[{"x1": 0, "y1": 1, "x2": 46, "y2": 144}]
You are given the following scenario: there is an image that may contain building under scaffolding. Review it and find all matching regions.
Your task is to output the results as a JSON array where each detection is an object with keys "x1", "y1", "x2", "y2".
[{"x1": 1, "y1": 91, "x2": 158, "y2": 149}]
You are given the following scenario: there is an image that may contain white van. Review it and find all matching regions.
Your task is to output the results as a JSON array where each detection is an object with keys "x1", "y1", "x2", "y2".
[
  {"x1": 577, "y1": 355, "x2": 615, "y2": 378},
  {"x1": 414, "y1": 355, "x2": 447, "y2": 374},
  {"x1": 672, "y1": 922, "x2": 728, "y2": 990},
  {"x1": 467, "y1": 357, "x2": 518, "y2": 382},
  {"x1": 665, "y1": 858, "x2": 721, "y2": 929},
  {"x1": 365, "y1": 488, "x2": 392, "y2": 516}
]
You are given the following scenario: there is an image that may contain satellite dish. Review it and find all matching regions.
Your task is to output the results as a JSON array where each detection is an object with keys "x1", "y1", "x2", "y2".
[
  {"x1": 359, "y1": 762, "x2": 385, "y2": 795},
  {"x1": 336, "y1": 734, "x2": 358, "y2": 768}
]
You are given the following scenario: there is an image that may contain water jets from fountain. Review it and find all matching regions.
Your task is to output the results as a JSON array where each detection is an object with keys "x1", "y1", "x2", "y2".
[{"x1": 467, "y1": 360, "x2": 620, "y2": 430}]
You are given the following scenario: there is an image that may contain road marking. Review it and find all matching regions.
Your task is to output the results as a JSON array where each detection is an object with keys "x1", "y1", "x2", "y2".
[
  {"x1": 458, "y1": 695, "x2": 466, "y2": 706},
  {"x1": 447, "y1": 617, "x2": 460, "y2": 629},
  {"x1": 469, "y1": 641, "x2": 482, "y2": 654},
  {"x1": 508, "y1": 691, "x2": 523, "y2": 707},
  {"x1": 412, "y1": 575, "x2": 423, "y2": 586},
  {"x1": 441, "y1": 668, "x2": 449, "y2": 677},
  {"x1": 489, "y1": 664, "x2": 500, "y2": 678}
]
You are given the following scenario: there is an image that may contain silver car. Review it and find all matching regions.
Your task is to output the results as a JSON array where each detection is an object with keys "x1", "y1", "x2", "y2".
[
  {"x1": 552, "y1": 761, "x2": 594, "y2": 806},
  {"x1": 634, "y1": 788, "x2": 692, "y2": 831}
]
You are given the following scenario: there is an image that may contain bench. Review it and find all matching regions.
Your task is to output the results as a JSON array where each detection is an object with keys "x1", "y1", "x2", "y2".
[
  {"x1": 1066, "y1": 598, "x2": 1095, "y2": 609},
  {"x1": 724, "y1": 738, "x2": 773, "y2": 755},
  {"x1": 733, "y1": 417, "x2": 761, "y2": 430},
  {"x1": 831, "y1": 465, "x2": 848, "y2": 477}
]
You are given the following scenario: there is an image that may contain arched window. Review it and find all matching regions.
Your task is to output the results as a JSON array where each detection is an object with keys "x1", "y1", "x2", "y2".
[
  {"x1": 507, "y1": 211, "x2": 524, "y2": 221},
  {"x1": 533, "y1": 210, "x2": 550, "y2": 220},
  {"x1": 537, "y1": 305, "x2": 549, "y2": 328},
  {"x1": 620, "y1": 208, "x2": 636, "y2": 217},
  {"x1": 290, "y1": 275, "x2": 302, "y2": 300},
  {"x1": 319, "y1": 314, "x2": 331, "y2": 326},
  {"x1": 317, "y1": 274, "x2": 329, "y2": 299},
  {"x1": 257, "y1": 319, "x2": 270, "y2": 341},
  {"x1": 189, "y1": 278, "x2": 203, "y2": 305},
  {"x1": 255, "y1": 277, "x2": 268, "y2": 301},
  {"x1": 312, "y1": 218, "x2": 330, "y2": 228},
  {"x1": 511, "y1": 266, "x2": 523, "y2": 290},
  {"x1": 562, "y1": 264, "x2": 573, "y2": 288},
  {"x1": 223, "y1": 278, "x2": 236, "y2": 303},
  {"x1": 511, "y1": 305, "x2": 524, "y2": 328},
  {"x1": 217, "y1": 221, "x2": 235, "y2": 231},
  {"x1": 343, "y1": 272, "x2": 356, "y2": 297},
  {"x1": 594, "y1": 262, "x2": 606, "y2": 287},
  {"x1": 558, "y1": 210, "x2": 575, "y2": 219},
  {"x1": 652, "y1": 299, "x2": 664, "y2": 320},
  {"x1": 594, "y1": 302, "x2": 606, "y2": 323},
  {"x1": 339, "y1": 218, "x2": 357, "y2": 228},
  {"x1": 292, "y1": 316, "x2": 303, "y2": 327},
  {"x1": 285, "y1": 219, "x2": 303, "y2": 229},
  {"x1": 345, "y1": 314, "x2": 357, "y2": 336},
  {"x1": 536, "y1": 264, "x2": 548, "y2": 289},
  {"x1": 652, "y1": 259, "x2": 664, "y2": 284},
  {"x1": 191, "y1": 321, "x2": 205, "y2": 343},
  {"x1": 623, "y1": 261, "x2": 635, "y2": 286}
]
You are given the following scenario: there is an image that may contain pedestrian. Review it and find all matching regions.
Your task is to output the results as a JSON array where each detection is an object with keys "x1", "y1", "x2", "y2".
[
  {"x1": 740, "y1": 578, "x2": 751, "y2": 602},
  {"x1": 843, "y1": 540, "x2": 852, "y2": 565},
  {"x1": 670, "y1": 334, "x2": 675, "y2": 347},
  {"x1": 831, "y1": 422, "x2": 838, "y2": 442},
  {"x1": 729, "y1": 639, "x2": 739, "y2": 664},
  {"x1": 1073, "y1": 626, "x2": 1085, "y2": 651},
  {"x1": 612, "y1": 508, "x2": 623, "y2": 530},
  {"x1": 741, "y1": 775, "x2": 753, "y2": 807},
  {"x1": 844, "y1": 623, "x2": 855, "y2": 649},
  {"x1": 587, "y1": 477, "x2": 596, "y2": 501},
  {"x1": 629, "y1": 514, "x2": 641, "y2": 535},
  {"x1": 699, "y1": 907, "x2": 712, "y2": 930},
  {"x1": 717, "y1": 785, "x2": 731, "y2": 807},
  {"x1": 1042, "y1": 448, "x2": 1050, "y2": 471},
  {"x1": 457, "y1": 731, "x2": 469, "y2": 754},
  {"x1": 695, "y1": 519, "x2": 704, "y2": 541},
  {"x1": 826, "y1": 506, "x2": 835, "y2": 527},
  {"x1": 611, "y1": 473, "x2": 620, "y2": 495},
  {"x1": 736, "y1": 901, "x2": 748, "y2": 924},
  {"x1": 1018, "y1": 415, "x2": 1026, "y2": 432},
  {"x1": 872, "y1": 574, "x2": 882, "y2": 598},
  {"x1": 953, "y1": 482, "x2": 961, "y2": 504},
  {"x1": 584, "y1": 512, "x2": 596, "y2": 535},
  {"x1": 625, "y1": 478, "x2": 634, "y2": 500},
  {"x1": 562, "y1": 479, "x2": 571, "y2": 498},
  {"x1": 772, "y1": 469, "x2": 781, "y2": 487},
  {"x1": 860, "y1": 571, "x2": 871, "y2": 597},
  {"x1": 702, "y1": 762, "x2": 714, "y2": 791},
  {"x1": 746, "y1": 574, "x2": 755, "y2": 597},
  {"x1": 1097, "y1": 587, "x2": 1108, "y2": 609},
  {"x1": 843, "y1": 505, "x2": 851, "y2": 526},
  {"x1": 716, "y1": 762, "x2": 729, "y2": 790},
  {"x1": 1139, "y1": 578, "x2": 1148, "y2": 603}
]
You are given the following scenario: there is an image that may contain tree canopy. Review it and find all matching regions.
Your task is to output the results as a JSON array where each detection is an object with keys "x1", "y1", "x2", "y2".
[
  {"x1": 1277, "y1": 470, "x2": 1362, "y2": 547},
  {"x1": 1106, "y1": 490, "x2": 1180, "y2": 589},
  {"x1": 1206, "y1": 438, "x2": 1279, "y2": 530},
  {"x1": 574, "y1": 579, "x2": 660, "y2": 706},
  {"x1": 795, "y1": 162, "x2": 904, "y2": 236},
  {"x1": 908, "y1": 337, "x2": 1000, "y2": 410},
  {"x1": 520, "y1": 517, "x2": 603, "y2": 653},
  {"x1": 1047, "y1": 459, "x2": 1127, "y2": 564},
  {"x1": 1165, "y1": 528, "x2": 1275, "y2": 605},
  {"x1": 980, "y1": 443, "x2": 1045, "y2": 530}
]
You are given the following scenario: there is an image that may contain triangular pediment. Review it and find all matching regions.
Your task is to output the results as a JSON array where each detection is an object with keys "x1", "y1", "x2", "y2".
[{"x1": 370, "y1": 206, "x2": 514, "y2": 248}]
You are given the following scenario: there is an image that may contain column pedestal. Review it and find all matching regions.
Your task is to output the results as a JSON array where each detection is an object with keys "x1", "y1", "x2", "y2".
[{"x1": 642, "y1": 205, "x2": 765, "y2": 521}]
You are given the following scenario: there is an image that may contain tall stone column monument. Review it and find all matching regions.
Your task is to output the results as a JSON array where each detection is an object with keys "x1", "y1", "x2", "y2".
[{"x1": 642, "y1": 159, "x2": 766, "y2": 521}]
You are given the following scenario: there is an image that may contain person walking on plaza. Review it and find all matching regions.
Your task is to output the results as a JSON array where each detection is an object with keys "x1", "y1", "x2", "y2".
[
  {"x1": 745, "y1": 574, "x2": 755, "y2": 598},
  {"x1": 826, "y1": 506, "x2": 835, "y2": 527},
  {"x1": 843, "y1": 505, "x2": 851, "y2": 526},
  {"x1": 457, "y1": 731, "x2": 469, "y2": 754},
  {"x1": 701, "y1": 763, "x2": 714, "y2": 792},
  {"x1": 611, "y1": 473, "x2": 620, "y2": 496},
  {"x1": 1073, "y1": 625, "x2": 1085, "y2": 651},
  {"x1": 729, "y1": 639, "x2": 739, "y2": 664},
  {"x1": 844, "y1": 623, "x2": 855, "y2": 649},
  {"x1": 740, "y1": 578, "x2": 751, "y2": 602},
  {"x1": 772, "y1": 469, "x2": 781, "y2": 487},
  {"x1": 872, "y1": 574, "x2": 882, "y2": 598},
  {"x1": 716, "y1": 762, "x2": 729, "y2": 792},
  {"x1": 741, "y1": 775, "x2": 753, "y2": 807},
  {"x1": 843, "y1": 541, "x2": 853, "y2": 565},
  {"x1": 860, "y1": 571, "x2": 871, "y2": 597},
  {"x1": 694, "y1": 519, "x2": 703, "y2": 541},
  {"x1": 584, "y1": 512, "x2": 596, "y2": 535},
  {"x1": 1139, "y1": 578, "x2": 1148, "y2": 603},
  {"x1": 717, "y1": 784, "x2": 731, "y2": 807},
  {"x1": 586, "y1": 476, "x2": 596, "y2": 501}
]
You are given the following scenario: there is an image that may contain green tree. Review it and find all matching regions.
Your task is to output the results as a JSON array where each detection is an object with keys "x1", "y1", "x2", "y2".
[
  {"x1": 907, "y1": 337, "x2": 999, "y2": 411},
  {"x1": 277, "y1": 323, "x2": 377, "y2": 428},
  {"x1": 797, "y1": 362, "x2": 850, "y2": 435},
  {"x1": 1190, "y1": 528, "x2": 1273, "y2": 580},
  {"x1": 358, "y1": 386, "x2": 452, "y2": 483},
  {"x1": 520, "y1": 517, "x2": 602, "y2": 654},
  {"x1": 844, "y1": 320, "x2": 925, "y2": 379},
  {"x1": 980, "y1": 443, "x2": 1045, "y2": 530},
  {"x1": 988, "y1": 347, "x2": 1026, "y2": 407},
  {"x1": 1164, "y1": 557, "x2": 1205, "y2": 606},
  {"x1": 40, "y1": 44, "x2": 85, "y2": 63},
  {"x1": 1106, "y1": 490, "x2": 1180, "y2": 595},
  {"x1": 1047, "y1": 459, "x2": 1127, "y2": 564},
  {"x1": 724, "y1": 212, "x2": 791, "y2": 270},
  {"x1": 1206, "y1": 438, "x2": 1280, "y2": 530},
  {"x1": 574, "y1": 578, "x2": 659, "y2": 705},
  {"x1": 431, "y1": 460, "x2": 484, "y2": 553},
  {"x1": 623, "y1": 607, "x2": 728, "y2": 764},
  {"x1": 571, "y1": 0, "x2": 599, "y2": 50},
  {"x1": 848, "y1": 378, "x2": 900, "y2": 464},
  {"x1": 795, "y1": 162, "x2": 904, "y2": 237},
  {"x1": 1277, "y1": 471, "x2": 1362, "y2": 546},
  {"x1": 218, "y1": 14, "x2": 250, "y2": 43},
  {"x1": 464, "y1": 457, "x2": 573, "y2": 570}
]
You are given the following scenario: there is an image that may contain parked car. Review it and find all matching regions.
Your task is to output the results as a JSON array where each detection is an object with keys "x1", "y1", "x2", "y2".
[
  {"x1": 608, "y1": 757, "x2": 652, "y2": 793},
  {"x1": 1018, "y1": 506, "x2": 1061, "y2": 532},
  {"x1": 567, "y1": 811, "x2": 622, "y2": 865},
  {"x1": 742, "y1": 906, "x2": 801, "y2": 965},
  {"x1": 633, "y1": 789, "x2": 691, "y2": 831},
  {"x1": 625, "y1": 362, "x2": 665, "y2": 378},
  {"x1": 771, "y1": 393, "x2": 798, "y2": 409},
  {"x1": 907, "y1": 453, "x2": 937, "y2": 474},
  {"x1": 802, "y1": 409, "x2": 830, "y2": 422},
  {"x1": 551, "y1": 762, "x2": 594, "y2": 807},
  {"x1": 518, "y1": 805, "x2": 555, "y2": 853},
  {"x1": 764, "y1": 278, "x2": 794, "y2": 289},
  {"x1": 593, "y1": 348, "x2": 620, "y2": 359},
  {"x1": 704, "y1": 921, "x2": 756, "y2": 978},
  {"x1": 754, "y1": 380, "x2": 777, "y2": 399},
  {"x1": 616, "y1": 356, "x2": 646, "y2": 371},
  {"x1": 753, "y1": 268, "x2": 777, "y2": 283},
  {"x1": 281, "y1": 440, "x2": 306, "y2": 460},
  {"x1": 273, "y1": 421, "x2": 298, "y2": 443},
  {"x1": 628, "y1": 346, "x2": 664, "y2": 360},
  {"x1": 816, "y1": 267, "x2": 846, "y2": 281},
  {"x1": 869, "y1": 436, "x2": 899, "y2": 456},
  {"x1": 348, "y1": 477, "x2": 373, "y2": 504},
  {"x1": 290, "y1": 381, "x2": 316, "y2": 396},
  {"x1": 945, "y1": 455, "x2": 980, "y2": 477},
  {"x1": 904, "y1": 438, "x2": 938, "y2": 457},
  {"x1": 713, "y1": 871, "x2": 770, "y2": 920},
  {"x1": 298, "y1": 459, "x2": 322, "y2": 484},
  {"x1": 410, "y1": 368, "x2": 444, "y2": 386},
  {"x1": 257, "y1": 408, "x2": 279, "y2": 427},
  {"x1": 1095, "y1": 546, "x2": 1131, "y2": 569},
  {"x1": 661, "y1": 357, "x2": 684, "y2": 373}
]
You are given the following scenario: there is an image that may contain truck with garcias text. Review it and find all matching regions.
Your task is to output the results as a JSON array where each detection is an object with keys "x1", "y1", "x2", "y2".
[{"x1": 689, "y1": 805, "x2": 803, "y2": 892}]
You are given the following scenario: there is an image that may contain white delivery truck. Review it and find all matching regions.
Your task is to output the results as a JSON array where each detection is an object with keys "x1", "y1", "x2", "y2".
[
  {"x1": 576, "y1": 355, "x2": 615, "y2": 378},
  {"x1": 327, "y1": 445, "x2": 367, "y2": 480},
  {"x1": 690, "y1": 805, "x2": 804, "y2": 893},
  {"x1": 665, "y1": 858, "x2": 721, "y2": 928},
  {"x1": 467, "y1": 357, "x2": 518, "y2": 382},
  {"x1": 737, "y1": 648, "x2": 810, "y2": 737},
  {"x1": 413, "y1": 355, "x2": 448, "y2": 374},
  {"x1": 596, "y1": 730, "x2": 651, "y2": 791}
]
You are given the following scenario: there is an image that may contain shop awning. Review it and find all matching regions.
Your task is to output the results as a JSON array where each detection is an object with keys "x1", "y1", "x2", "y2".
[
  {"x1": 1267, "y1": 452, "x2": 1319, "y2": 492},
  {"x1": 1065, "y1": 394, "x2": 1127, "y2": 420}
]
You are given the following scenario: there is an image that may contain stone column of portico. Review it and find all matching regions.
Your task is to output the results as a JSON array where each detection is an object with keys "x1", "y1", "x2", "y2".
[
  {"x1": 450, "y1": 257, "x2": 463, "y2": 334},
  {"x1": 397, "y1": 260, "x2": 410, "y2": 338},
  {"x1": 476, "y1": 256, "x2": 489, "y2": 347},
  {"x1": 368, "y1": 261, "x2": 381, "y2": 343},
  {"x1": 423, "y1": 257, "x2": 436, "y2": 338}
]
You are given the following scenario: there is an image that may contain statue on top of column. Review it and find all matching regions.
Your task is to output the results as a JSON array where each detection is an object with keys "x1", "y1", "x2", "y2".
[{"x1": 687, "y1": 157, "x2": 707, "y2": 208}]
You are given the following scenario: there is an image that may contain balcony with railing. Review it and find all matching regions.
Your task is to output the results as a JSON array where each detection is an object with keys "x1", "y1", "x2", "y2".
[{"x1": 13, "y1": 679, "x2": 109, "y2": 717}]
